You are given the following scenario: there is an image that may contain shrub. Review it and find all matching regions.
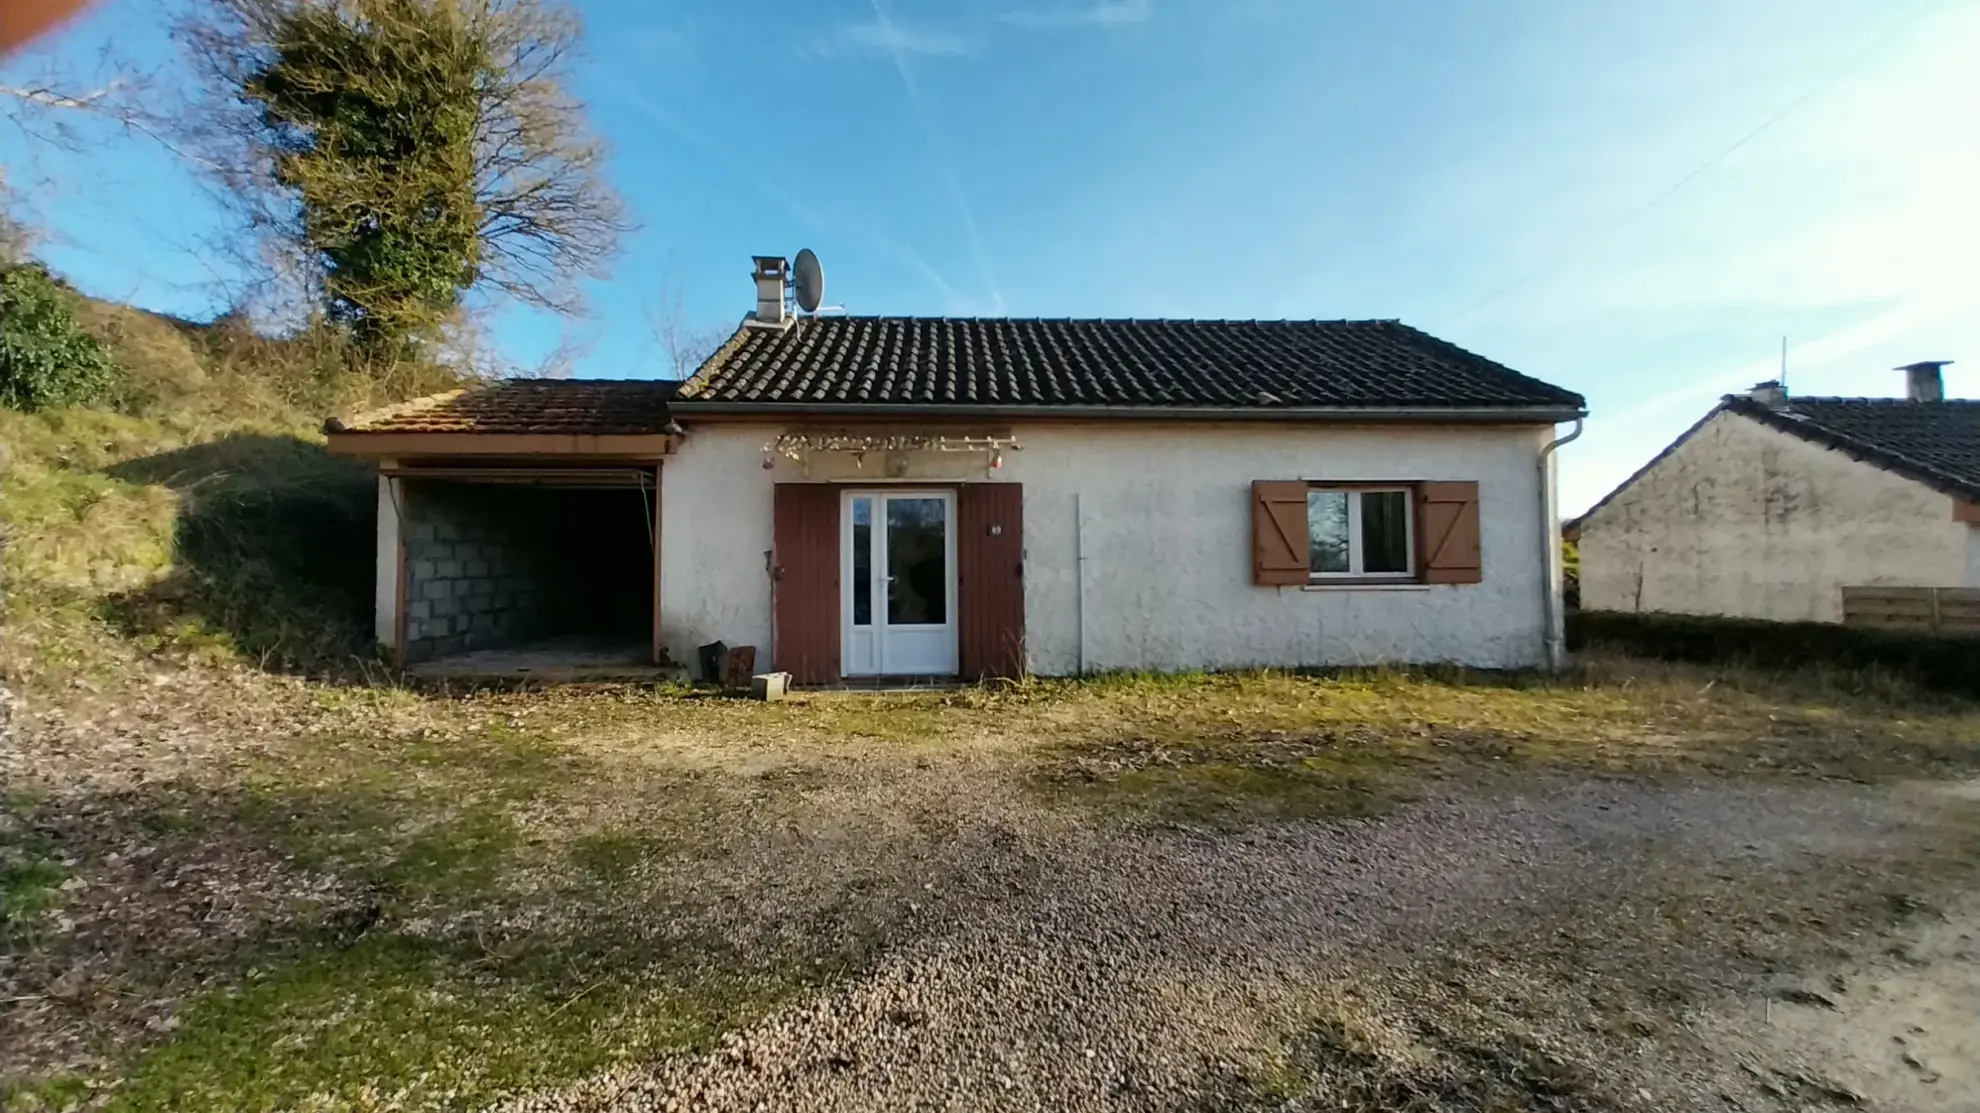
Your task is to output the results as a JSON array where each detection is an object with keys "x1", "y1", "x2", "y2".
[
  {"x1": 0, "y1": 263, "x2": 120, "y2": 412},
  {"x1": 1568, "y1": 610, "x2": 1980, "y2": 700}
]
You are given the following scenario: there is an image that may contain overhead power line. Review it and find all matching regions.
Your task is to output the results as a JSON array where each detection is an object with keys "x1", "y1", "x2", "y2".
[{"x1": 1448, "y1": 1, "x2": 1936, "y2": 324}]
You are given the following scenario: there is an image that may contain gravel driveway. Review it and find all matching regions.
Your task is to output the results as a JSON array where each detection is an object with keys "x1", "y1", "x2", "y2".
[
  {"x1": 503, "y1": 777, "x2": 1954, "y2": 1113},
  {"x1": 13, "y1": 667, "x2": 1976, "y2": 1109}
]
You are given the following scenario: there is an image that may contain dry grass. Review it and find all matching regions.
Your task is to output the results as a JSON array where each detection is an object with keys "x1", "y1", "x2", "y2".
[
  {"x1": 6, "y1": 657, "x2": 1980, "y2": 1109},
  {"x1": 1003, "y1": 661, "x2": 1980, "y2": 825},
  {"x1": 1198, "y1": 989, "x2": 1605, "y2": 1112},
  {"x1": 324, "y1": 660, "x2": 1980, "y2": 830},
  {"x1": 1, "y1": 300, "x2": 459, "y2": 693}
]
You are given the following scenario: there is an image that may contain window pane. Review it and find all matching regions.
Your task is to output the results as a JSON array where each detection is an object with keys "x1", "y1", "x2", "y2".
[
  {"x1": 851, "y1": 498, "x2": 872, "y2": 626},
  {"x1": 1308, "y1": 490, "x2": 1349, "y2": 574},
  {"x1": 1361, "y1": 491, "x2": 1410, "y2": 574},
  {"x1": 886, "y1": 497, "x2": 947, "y2": 625}
]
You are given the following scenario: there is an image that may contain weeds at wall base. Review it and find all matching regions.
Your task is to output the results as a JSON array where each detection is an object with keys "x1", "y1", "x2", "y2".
[{"x1": 1570, "y1": 610, "x2": 1980, "y2": 701}]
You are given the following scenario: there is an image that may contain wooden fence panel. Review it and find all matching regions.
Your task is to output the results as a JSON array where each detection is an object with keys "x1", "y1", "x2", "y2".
[{"x1": 1841, "y1": 586, "x2": 1980, "y2": 637}]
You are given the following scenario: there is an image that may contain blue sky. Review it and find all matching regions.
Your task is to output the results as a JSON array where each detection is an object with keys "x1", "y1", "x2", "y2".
[{"x1": 5, "y1": 0, "x2": 1977, "y2": 512}]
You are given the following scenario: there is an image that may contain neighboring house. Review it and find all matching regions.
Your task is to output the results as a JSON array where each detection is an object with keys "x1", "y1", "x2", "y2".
[
  {"x1": 326, "y1": 257, "x2": 1587, "y2": 681},
  {"x1": 1574, "y1": 363, "x2": 1980, "y2": 623}
]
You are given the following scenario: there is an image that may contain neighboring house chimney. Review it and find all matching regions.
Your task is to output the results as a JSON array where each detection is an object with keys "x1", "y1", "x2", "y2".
[
  {"x1": 751, "y1": 255, "x2": 789, "y2": 326},
  {"x1": 1898, "y1": 360, "x2": 1950, "y2": 402},
  {"x1": 1747, "y1": 379, "x2": 1787, "y2": 407}
]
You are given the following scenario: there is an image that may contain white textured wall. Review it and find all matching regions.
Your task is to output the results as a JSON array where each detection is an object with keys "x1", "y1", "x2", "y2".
[
  {"x1": 660, "y1": 422, "x2": 1554, "y2": 673},
  {"x1": 1578, "y1": 409, "x2": 1975, "y2": 622}
]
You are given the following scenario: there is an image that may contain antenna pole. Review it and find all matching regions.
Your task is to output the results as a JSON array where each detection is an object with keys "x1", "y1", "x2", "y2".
[{"x1": 1780, "y1": 336, "x2": 1788, "y2": 393}]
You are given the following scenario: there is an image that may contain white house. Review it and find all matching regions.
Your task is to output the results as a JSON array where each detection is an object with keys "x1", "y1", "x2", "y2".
[
  {"x1": 326, "y1": 258, "x2": 1588, "y2": 681},
  {"x1": 1574, "y1": 363, "x2": 1980, "y2": 623}
]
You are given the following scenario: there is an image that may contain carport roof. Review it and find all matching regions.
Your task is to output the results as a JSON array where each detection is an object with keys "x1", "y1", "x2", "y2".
[{"x1": 328, "y1": 380, "x2": 681, "y2": 436}]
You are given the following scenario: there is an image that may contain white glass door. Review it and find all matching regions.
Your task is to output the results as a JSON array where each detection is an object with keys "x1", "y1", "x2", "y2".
[{"x1": 842, "y1": 490, "x2": 958, "y2": 676}]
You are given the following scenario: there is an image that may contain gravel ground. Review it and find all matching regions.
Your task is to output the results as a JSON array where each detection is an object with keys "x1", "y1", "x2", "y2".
[
  {"x1": 502, "y1": 779, "x2": 1925, "y2": 1113},
  {"x1": 10, "y1": 670, "x2": 1972, "y2": 1109}
]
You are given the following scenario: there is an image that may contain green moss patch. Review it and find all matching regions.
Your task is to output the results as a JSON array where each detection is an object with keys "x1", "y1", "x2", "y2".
[{"x1": 109, "y1": 935, "x2": 796, "y2": 1112}]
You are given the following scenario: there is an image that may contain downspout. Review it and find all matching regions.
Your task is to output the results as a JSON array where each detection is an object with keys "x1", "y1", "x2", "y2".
[
  {"x1": 1539, "y1": 418, "x2": 1584, "y2": 670},
  {"x1": 1074, "y1": 492, "x2": 1088, "y2": 675}
]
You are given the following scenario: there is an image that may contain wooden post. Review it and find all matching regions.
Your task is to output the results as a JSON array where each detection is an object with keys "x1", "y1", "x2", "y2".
[{"x1": 651, "y1": 463, "x2": 664, "y2": 665}]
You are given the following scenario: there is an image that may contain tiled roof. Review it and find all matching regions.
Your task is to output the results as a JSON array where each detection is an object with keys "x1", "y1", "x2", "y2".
[
  {"x1": 331, "y1": 380, "x2": 680, "y2": 436},
  {"x1": 1723, "y1": 395, "x2": 1980, "y2": 502},
  {"x1": 1575, "y1": 393, "x2": 1980, "y2": 530},
  {"x1": 676, "y1": 317, "x2": 1584, "y2": 412}
]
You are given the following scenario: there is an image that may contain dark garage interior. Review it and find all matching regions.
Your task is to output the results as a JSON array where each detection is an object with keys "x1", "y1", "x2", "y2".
[{"x1": 397, "y1": 476, "x2": 655, "y2": 672}]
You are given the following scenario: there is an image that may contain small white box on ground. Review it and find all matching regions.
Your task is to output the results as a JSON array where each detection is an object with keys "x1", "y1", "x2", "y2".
[{"x1": 750, "y1": 672, "x2": 791, "y2": 701}]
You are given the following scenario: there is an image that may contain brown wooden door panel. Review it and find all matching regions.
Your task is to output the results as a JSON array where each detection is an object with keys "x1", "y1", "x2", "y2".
[
  {"x1": 957, "y1": 484, "x2": 1025, "y2": 680},
  {"x1": 773, "y1": 484, "x2": 841, "y2": 684}
]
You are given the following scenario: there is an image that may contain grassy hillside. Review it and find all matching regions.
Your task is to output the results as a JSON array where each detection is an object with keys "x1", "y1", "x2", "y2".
[{"x1": 1, "y1": 296, "x2": 454, "y2": 695}]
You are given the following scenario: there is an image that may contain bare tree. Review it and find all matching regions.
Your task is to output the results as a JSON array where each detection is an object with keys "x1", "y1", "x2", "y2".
[
  {"x1": 175, "y1": 0, "x2": 632, "y2": 347},
  {"x1": 523, "y1": 323, "x2": 600, "y2": 380},
  {"x1": 0, "y1": 48, "x2": 196, "y2": 251},
  {"x1": 648, "y1": 294, "x2": 728, "y2": 379},
  {"x1": 644, "y1": 261, "x2": 729, "y2": 378}
]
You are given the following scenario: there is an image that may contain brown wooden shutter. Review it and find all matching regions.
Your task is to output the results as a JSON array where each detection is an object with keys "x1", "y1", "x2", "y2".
[
  {"x1": 957, "y1": 483, "x2": 1025, "y2": 680},
  {"x1": 1252, "y1": 480, "x2": 1310, "y2": 585},
  {"x1": 1418, "y1": 481, "x2": 1482, "y2": 584},
  {"x1": 772, "y1": 484, "x2": 840, "y2": 684}
]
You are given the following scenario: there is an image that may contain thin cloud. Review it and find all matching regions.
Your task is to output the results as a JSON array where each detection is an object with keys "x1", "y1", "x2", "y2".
[
  {"x1": 628, "y1": 27, "x2": 691, "y2": 57},
  {"x1": 867, "y1": 0, "x2": 1007, "y2": 312},
  {"x1": 594, "y1": 76, "x2": 967, "y2": 308},
  {"x1": 838, "y1": 19, "x2": 971, "y2": 56},
  {"x1": 1564, "y1": 294, "x2": 1968, "y2": 515},
  {"x1": 1001, "y1": 0, "x2": 1150, "y2": 28},
  {"x1": 1610, "y1": 298, "x2": 1955, "y2": 430},
  {"x1": 1397, "y1": 0, "x2": 1979, "y2": 517}
]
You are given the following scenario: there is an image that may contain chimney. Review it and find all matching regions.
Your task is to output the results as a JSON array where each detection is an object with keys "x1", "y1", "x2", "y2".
[
  {"x1": 1898, "y1": 360, "x2": 1950, "y2": 402},
  {"x1": 1748, "y1": 379, "x2": 1787, "y2": 407},
  {"x1": 751, "y1": 256, "x2": 789, "y2": 326}
]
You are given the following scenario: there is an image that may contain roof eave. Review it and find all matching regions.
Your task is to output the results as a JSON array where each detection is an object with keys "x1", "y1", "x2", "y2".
[
  {"x1": 667, "y1": 401, "x2": 1586, "y2": 424},
  {"x1": 325, "y1": 430, "x2": 683, "y2": 459},
  {"x1": 1720, "y1": 395, "x2": 1980, "y2": 504}
]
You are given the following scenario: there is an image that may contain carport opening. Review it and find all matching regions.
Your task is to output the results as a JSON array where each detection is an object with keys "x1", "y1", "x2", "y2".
[{"x1": 399, "y1": 475, "x2": 656, "y2": 671}]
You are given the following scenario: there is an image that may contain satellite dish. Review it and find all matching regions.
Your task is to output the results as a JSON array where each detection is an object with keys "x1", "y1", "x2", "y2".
[{"x1": 793, "y1": 248, "x2": 824, "y2": 313}]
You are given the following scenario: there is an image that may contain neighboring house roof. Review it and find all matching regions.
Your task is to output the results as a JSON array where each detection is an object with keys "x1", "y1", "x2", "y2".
[
  {"x1": 1725, "y1": 395, "x2": 1980, "y2": 499},
  {"x1": 329, "y1": 380, "x2": 680, "y2": 436},
  {"x1": 674, "y1": 317, "x2": 1585, "y2": 416},
  {"x1": 1571, "y1": 393, "x2": 1980, "y2": 530}
]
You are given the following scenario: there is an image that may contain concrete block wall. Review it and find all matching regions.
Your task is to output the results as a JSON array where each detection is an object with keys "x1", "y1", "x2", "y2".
[{"x1": 402, "y1": 485, "x2": 553, "y2": 662}]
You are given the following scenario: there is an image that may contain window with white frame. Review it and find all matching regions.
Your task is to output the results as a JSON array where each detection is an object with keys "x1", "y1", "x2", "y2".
[{"x1": 1307, "y1": 487, "x2": 1413, "y2": 579}]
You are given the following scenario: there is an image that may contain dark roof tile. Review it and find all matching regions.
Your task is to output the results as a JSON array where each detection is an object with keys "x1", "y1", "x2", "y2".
[
  {"x1": 1575, "y1": 393, "x2": 1980, "y2": 529},
  {"x1": 676, "y1": 317, "x2": 1584, "y2": 412},
  {"x1": 1742, "y1": 396, "x2": 1980, "y2": 495}
]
